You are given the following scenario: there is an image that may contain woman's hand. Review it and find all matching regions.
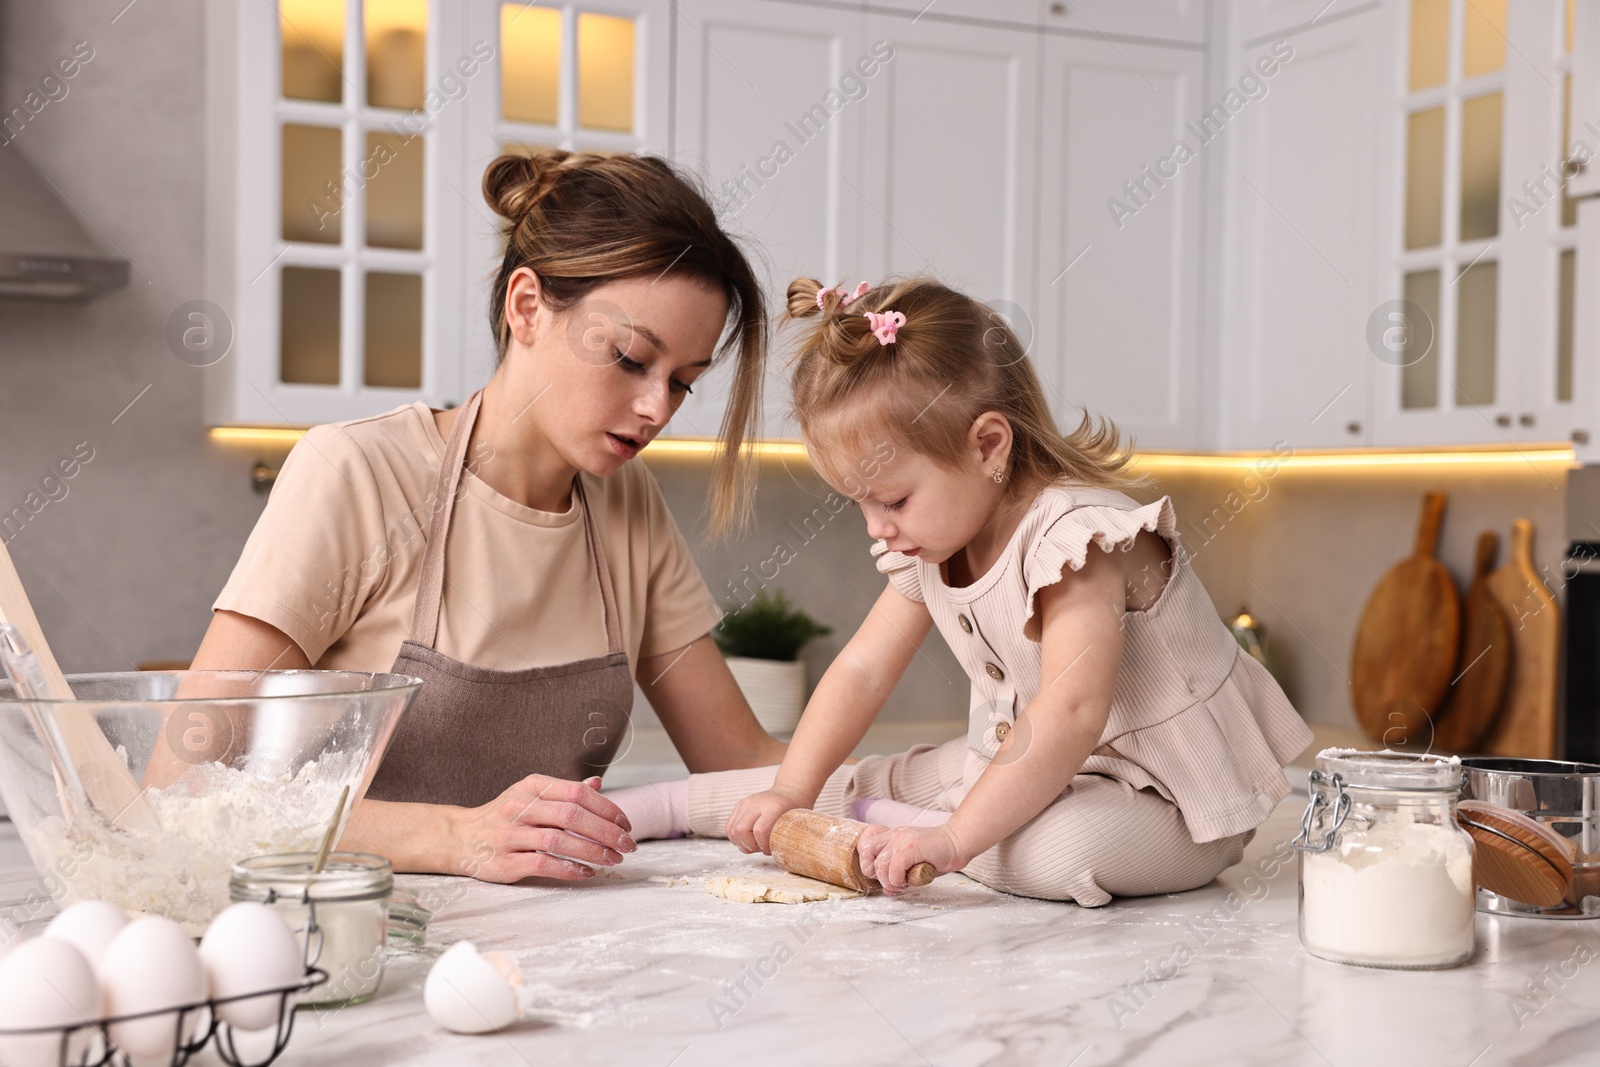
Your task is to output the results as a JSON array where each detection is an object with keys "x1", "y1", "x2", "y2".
[
  {"x1": 855, "y1": 823, "x2": 970, "y2": 894},
  {"x1": 726, "y1": 786, "x2": 812, "y2": 854},
  {"x1": 450, "y1": 774, "x2": 637, "y2": 883}
]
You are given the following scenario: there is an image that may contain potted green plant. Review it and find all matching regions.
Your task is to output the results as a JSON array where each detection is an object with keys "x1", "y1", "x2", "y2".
[{"x1": 714, "y1": 589, "x2": 832, "y2": 736}]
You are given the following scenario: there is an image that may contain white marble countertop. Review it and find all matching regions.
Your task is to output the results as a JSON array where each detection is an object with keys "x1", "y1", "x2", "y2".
[{"x1": 4, "y1": 791, "x2": 1598, "y2": 1066}]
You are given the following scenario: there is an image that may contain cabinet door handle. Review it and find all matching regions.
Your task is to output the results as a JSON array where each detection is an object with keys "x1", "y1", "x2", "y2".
[
  {"x1": 1495, "y1": 413, "x2": 1512, "y2": 427},
  {"x1": 1519, "y1": 413, "x2": 1536, "y2": 428},
  {"x1": 1345, "y1": 421, "x2": 1362, "y2": 435},
  {"x1": 1573, "y1": 429, "x2": 1591, "y2": 445}
]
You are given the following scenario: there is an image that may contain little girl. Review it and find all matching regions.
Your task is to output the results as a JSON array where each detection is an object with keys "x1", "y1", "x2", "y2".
[{"x1": 612, "y1": 277, "x2": 1312, "y2": 904}]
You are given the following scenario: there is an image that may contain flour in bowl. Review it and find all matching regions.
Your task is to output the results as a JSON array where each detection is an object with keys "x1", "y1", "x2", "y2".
[{"x1": 28, "y1": 756, "x2": 358, "y2": 934}]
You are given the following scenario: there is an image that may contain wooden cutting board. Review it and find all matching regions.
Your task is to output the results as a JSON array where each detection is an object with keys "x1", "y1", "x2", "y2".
[
  {"x1": 1432, "y1": 530, "x2": 1511, "y2": 753},
  {"x1": 1351, "y1": 492, "x2": 1462, "y2": 745},
  {"x1": 1482, "y1": 518, "x2": 1560, "y2": 759}
]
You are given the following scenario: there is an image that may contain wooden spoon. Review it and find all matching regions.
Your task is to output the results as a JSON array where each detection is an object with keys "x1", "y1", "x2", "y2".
[{"x1": 0, "y1": 540, "x2": 157, "y2": 832}]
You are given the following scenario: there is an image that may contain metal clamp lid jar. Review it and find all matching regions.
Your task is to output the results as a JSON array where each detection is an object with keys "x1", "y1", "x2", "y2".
[
  {"x1": 1292, "y1": 750, "x2": 1475, "y2": 969},
  {"x1": 231, "y1": 852, "x2": 393, "y2": 1007}
]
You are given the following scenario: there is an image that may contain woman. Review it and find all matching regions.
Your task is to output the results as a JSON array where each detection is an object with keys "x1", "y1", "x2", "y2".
[{"x1": 192, "y1": 151, "x2": 786, "y2": 883}]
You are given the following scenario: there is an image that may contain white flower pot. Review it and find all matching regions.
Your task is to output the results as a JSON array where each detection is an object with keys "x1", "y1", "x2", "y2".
[{"x1": 725, "y1": 656, "x2": 808, "y2": 736}]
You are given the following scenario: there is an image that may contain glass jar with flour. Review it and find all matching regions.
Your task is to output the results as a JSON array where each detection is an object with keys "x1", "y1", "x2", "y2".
[{"x1": 1292, "y1": 750, "x2": 1475, "y2": 969}]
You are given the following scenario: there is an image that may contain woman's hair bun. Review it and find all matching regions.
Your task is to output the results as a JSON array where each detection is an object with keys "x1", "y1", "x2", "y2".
[{"x1": 482, "y1": 150, "x2": 577, "y2": 222}]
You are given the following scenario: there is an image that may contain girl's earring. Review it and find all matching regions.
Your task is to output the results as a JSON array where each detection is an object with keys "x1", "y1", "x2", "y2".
[{"x1": 990, "y1": 466, "x2": 1004, "y2": 484}]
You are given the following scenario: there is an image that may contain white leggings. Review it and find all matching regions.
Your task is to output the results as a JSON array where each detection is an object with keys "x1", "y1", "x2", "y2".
[{"x1": 687, "y1": 737, "x2": 1251, "y2": 907}]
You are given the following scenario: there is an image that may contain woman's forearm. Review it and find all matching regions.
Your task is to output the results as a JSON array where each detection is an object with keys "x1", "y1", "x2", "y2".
[{"x1": 338, "y1": 797, "x2": 465, "y2": 874}]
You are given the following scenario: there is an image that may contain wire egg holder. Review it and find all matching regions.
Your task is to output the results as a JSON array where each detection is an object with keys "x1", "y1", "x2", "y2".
[
  {"x1": 0, "y1": 967, "x2": 326, "y2": 1067},
  {"x1": 0, "y1": 898, "x2": 340, "y2": 1067}
]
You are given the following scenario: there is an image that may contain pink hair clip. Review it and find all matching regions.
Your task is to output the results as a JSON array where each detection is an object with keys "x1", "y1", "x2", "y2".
[
  {"x1": 817, "y1": 281, "x2": 872, "y2": 310},
  {"x1": 865, "y1": 310, "x2": 906, "y2": 346},
  {"x1": 837, "y1": 281, "x2": 871, "y2": 307}
]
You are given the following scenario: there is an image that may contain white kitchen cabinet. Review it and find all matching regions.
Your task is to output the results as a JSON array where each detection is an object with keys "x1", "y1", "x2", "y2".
[
  {"x1": 669, "y1": 0, "x2": 869, "y2": 442},
  {"x1": 204, "y1": 0, "x2": 669, "y2": 427},
  {"x1": 1035, "y1": 35, "x2": 1207, "y2": 451},
  {"x1": 669, "y1": 0, "x2": 1203, "y2": 445},
  {"x1": 1369, "y1": 0, "x2": 1582, "y2": 447},
  {"x1": 1040, "y1": 0, "x2": 1207, "y2": 45},
  {"x1": 1233, "y1": 0, "x2": 1373, "y2": 43},
  {"x1": 205, "y1": 0, "x2": 471, "y2": 426},
  {"x1": 856, "y1": 11, "x2": 1038, "y2": 313},
  {"x1": 1216, "y1": 9, "x2": 1382, "y2": 449},
  {"x1": 867, "y1": 0, "x2": 1040, "y2": 31},
  {"x1": 1567, "y1": 0, "x2": 1600, "y2": 199},
  {"x1": 1570, "y1": 200, "x2": 1600, "y2": 458},
  {"x1": 1219, "y1": 0, "x2": 1597, "y2": 453}
]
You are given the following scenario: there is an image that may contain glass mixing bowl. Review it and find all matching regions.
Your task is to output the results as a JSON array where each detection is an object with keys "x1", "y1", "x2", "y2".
[{"x1": 0, "y1": 670, "x2": 419, "y2": 933}]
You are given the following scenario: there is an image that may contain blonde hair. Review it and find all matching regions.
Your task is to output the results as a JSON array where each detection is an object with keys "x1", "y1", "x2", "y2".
[
  {"x1": 483, "y1": 150, "x2": 767, "y2": 536},
  {"x1": 786, "y1": 276, "x2": 1148, "y2": 510}
]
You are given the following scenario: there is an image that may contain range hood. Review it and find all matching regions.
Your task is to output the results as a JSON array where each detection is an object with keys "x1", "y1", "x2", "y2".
[{"x1": 0, "y1": 146, "x2": 128, "y2": 300}]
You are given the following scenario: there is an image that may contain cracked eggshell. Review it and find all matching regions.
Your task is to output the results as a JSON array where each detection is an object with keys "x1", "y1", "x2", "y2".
[
  {"x1": 200, "y1": 903, "x2": 305, "y2": 1031},
  {"x1": 100, "y1": 916, "x2": 207, "y2": 1060},
  {"x1": 44, "y1": 900, "x2": 127, "y2": 970},
  {"x1": 424, "y1": 941, "x2": 524, "y2": 1034},
  {"x1": 0, "y1": 936, "x2": 101, "y2": 1067}
]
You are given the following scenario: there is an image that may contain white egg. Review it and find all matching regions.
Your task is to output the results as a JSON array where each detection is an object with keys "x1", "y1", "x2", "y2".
[
  {"x1": 45, "y1": 900, "x2": 127, "y2": 969},
  {"x1": 0, "y1": 936, "x2": 101, "y2": 1067},
  {"x1": 200, "y1": 903, "x2": 305, "y2": 1031},
  {"x1": 423, "y1": 941, "x2": 525, "y2": 1034},
  {"x1": 100, "y1": 916, "x2": 207, "y2": 1060}
]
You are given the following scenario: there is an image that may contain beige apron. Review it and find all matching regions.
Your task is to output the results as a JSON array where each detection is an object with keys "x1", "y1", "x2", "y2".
[{"x1": 367, "y1": 389, "x2": 635, "y2": 807}]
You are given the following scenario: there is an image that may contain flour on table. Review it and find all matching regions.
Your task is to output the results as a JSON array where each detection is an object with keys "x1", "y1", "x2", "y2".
[
  {"x1": 704, "y1": 869, "x2": 864, "y2": 904},
  {"x1": 649, "y1": 875, "x2": 696, "y2": 887}
]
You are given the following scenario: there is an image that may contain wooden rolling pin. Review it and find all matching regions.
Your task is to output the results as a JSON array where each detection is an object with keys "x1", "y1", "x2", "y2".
[{"x1": 770, "y1": 809, "x2": 936, "y2": 892}]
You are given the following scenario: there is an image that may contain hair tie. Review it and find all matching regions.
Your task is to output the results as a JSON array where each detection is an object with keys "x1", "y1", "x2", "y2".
[
  {"x1": 865, "y1": 310, "x2": 906, "y2": 346},
  {"x1": 816, "y1": 281, "x2": 872, "y2": 311}
]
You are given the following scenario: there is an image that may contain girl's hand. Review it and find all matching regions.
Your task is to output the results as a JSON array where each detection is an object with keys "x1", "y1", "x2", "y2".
[
  {"x1": 727, "y1": 786, "x2": 811, "y2": 854},
  {"x1": 856, "y1": 823, "x2": 969, "y2": 894},
  {"x1": 451, "y1": 775, "x2": 637, "y2": 883}
]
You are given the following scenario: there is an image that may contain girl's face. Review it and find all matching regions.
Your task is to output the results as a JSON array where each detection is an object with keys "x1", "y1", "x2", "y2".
[
  {"x1": 506, "y1": 268, "x2": 728, "y2": 475},
  {"x1": 815, "y1": 416, "x2": 1012, "y2": 567}
]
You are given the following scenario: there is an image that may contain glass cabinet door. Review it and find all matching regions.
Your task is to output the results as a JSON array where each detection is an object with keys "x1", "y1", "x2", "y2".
[
  {"x1": 1533, "y1": 0, "x2": 1594, "y2": 449},
  {"x1": 274, "y1": 0, "x2": 431, "y2": 401},
  {"x1": 1378, "y1": 0, "x2": 1576, "y2": 445},
  {"x1": 458, "y1": 1, "x2": 671, "y2": 395},
  {"x1": 211, "y1": 1, "x2": 479, "y2": 425}
]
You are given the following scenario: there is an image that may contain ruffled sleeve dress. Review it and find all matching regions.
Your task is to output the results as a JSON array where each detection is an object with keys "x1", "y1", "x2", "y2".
[{"x1": 872, "y1": 484, "x2": 1312, "y2": 844}]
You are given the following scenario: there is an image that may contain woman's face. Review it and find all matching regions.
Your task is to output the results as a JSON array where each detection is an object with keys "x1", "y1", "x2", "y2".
[{"x1": 505, "y1": 269, "x2": 729, "y2": 475}]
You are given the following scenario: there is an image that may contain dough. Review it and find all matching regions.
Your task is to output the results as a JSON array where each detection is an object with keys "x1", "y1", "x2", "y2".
[{"x1": 704, "y1": 869, "x2": 864, "y2": 904}]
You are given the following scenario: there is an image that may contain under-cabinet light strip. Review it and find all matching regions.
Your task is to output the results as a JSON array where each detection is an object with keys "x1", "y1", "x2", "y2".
[{"x1": 208, "y1": 429, "x2": 1577, "y2": 470}]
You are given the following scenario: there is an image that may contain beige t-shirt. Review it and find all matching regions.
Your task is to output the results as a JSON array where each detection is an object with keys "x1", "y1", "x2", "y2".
[{"x1": 214, "y1": 402, "x2": 722, "y2": 674}]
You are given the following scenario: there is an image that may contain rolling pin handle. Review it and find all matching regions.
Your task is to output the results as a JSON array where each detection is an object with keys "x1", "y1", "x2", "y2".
[{"x1": 908, "y1": 862, "x2": 936, "y2": 887}]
